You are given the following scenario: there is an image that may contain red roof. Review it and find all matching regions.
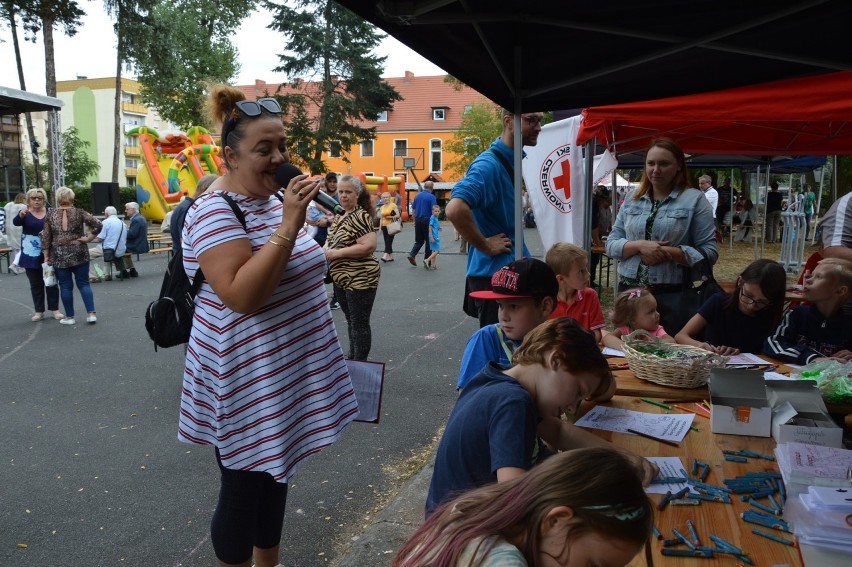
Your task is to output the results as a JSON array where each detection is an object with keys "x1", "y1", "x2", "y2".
[{"x1": 238, "y1": 72, "x2": 495, "y2": 132}]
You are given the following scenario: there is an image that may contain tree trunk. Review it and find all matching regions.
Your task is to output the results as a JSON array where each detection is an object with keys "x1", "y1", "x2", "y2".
[
  {"x1": 42, "y1": 15, "x2": 57, "y2": 192},
  {"x1": 113, "y1": 35, "x2": 122, "y2": 184},
  {"x1": 8, "y1": 6, "x2": 43, "y2": 187}
]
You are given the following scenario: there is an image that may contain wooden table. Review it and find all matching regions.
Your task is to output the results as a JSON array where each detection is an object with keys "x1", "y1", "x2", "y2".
[{"x1": 582, "y1": 396, "x2": 805, "y2": 566}]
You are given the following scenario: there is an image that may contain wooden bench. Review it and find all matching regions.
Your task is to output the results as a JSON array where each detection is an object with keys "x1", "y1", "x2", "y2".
[
  {"x1": 149, "y1": 246, "x2": 173, "y2": 260},
  {"x1": 0, "y1": 246, "x2": 11, "y2": 273}
]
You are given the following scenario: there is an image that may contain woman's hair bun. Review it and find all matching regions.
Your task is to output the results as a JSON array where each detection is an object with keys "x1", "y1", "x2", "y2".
[{"x1": 205, "y1": 84, "x2": 247, "y2": 127}]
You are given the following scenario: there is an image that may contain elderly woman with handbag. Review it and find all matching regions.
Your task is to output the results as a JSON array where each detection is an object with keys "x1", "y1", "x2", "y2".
[
  {"x1": 326, "y1": 175, "x2": 380, "y2": 359},
  {"x1": 379, "y1": 190, "x2": 401, "y2": 262},
  {"x1": 606, "y1": 137, "x2": 718, "y2": 336},
  {"x1": 13, "y1": 187, "x2": 63, "y2": 321}
]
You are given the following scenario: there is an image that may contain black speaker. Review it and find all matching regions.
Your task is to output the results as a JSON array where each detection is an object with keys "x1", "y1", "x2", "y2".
[{"x1": 91, "y1": 182, "x2": 119, "y2": 215}]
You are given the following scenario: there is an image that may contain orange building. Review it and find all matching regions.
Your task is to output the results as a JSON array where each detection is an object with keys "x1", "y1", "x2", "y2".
[{"x1": 238, "y1": 72, "x2": 497, "y2": 185}]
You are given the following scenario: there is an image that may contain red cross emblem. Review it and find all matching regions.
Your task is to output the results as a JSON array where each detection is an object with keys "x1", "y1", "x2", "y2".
[{"x1": 552, "y1": 160, "x2": 571, "y2": 200}]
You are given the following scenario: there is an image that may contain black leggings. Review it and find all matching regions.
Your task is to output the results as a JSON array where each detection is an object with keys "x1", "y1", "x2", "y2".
[
  {"x1": 211, "y1": 449, "x2": 288, "y2": 565},
  {"x1": 381, "y1": 226, "x2": 395, "y2": 254},
  {"x1": 333, "y1": 285, "x2": 377, "y2": 360}
]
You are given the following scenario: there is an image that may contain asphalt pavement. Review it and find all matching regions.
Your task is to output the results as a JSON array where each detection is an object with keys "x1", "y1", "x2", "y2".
[{"x1": 0, "y1": 224, "x2": 544, "y2": 567}]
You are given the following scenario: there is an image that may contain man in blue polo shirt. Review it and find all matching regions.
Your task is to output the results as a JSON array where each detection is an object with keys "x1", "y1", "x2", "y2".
[
  {"x1": 446, "y1": 109, "x2": 542, "y2": 327},
  {"x1": 407, "y1": 180, "x2": 438, "y2": 268}
]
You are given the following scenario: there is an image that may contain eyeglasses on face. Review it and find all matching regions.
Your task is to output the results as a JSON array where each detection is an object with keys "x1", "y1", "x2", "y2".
[
  {"x1": 523, "y1": 115, "x2": 543, "y2": 127},
  {"x1": 235, "y1": 97, "x2": 282, "y2": 118},
  {"x1": 30, "y1": 196, "x2": 44, "y2": 200},
  {"x1": 740, "y1": 290, "x2": 771, "y2": 307}
]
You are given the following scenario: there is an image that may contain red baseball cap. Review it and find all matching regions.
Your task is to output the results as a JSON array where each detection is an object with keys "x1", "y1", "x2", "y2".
[{"x1": 469, "y1": 258, "x2": 558, "y2": 300}]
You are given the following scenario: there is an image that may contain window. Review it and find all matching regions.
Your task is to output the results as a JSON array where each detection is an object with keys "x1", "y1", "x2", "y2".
[
  {"x1": 432, "y1": 108, "x2": 446, "y2": 121},
  {"x1": 430, "y1": 139, "x2": 442, "y2": 173},
  {"x1": 464, "y1": 104, "x2": 473, "y2": 114},
  {"x1": 464, "y1": 136, "x2": 481, "y2": 156},
  {"x1": 377, "y1": 110, "x2": 388, "y2": 122},
  {"x1": 393, "y1": 139, "x2": 408, "y2": 157},
  {"x1": 329, "y1": 140, "x2": 341, "y2": 158},
  {"x1": 360, "y1": 139, "x2": 374, "y2": 157},
  {"x1": 125, "y1": 159, "x2": 138, "y2": 168}
]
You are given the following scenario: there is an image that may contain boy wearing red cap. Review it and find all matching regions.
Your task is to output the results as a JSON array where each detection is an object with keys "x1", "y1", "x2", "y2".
[{"x1": 456, "y1": 258, "x2": 558, "y2": 390}]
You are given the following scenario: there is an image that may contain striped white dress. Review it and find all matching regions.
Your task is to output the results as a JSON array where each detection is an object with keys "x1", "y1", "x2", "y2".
[{"x1": 179, "y1": 191, "x2": 358, "y2": 482}]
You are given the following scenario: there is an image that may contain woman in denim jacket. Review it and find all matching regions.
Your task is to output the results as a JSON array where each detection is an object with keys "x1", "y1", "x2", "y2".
[{"x1": 606, "y1": 138, "x2": 717, "y2": 330}]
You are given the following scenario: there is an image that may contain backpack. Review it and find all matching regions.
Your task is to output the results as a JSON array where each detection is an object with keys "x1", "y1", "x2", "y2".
[{"x1": 145, "y1": 193, "x2": 246, "y2": 350}]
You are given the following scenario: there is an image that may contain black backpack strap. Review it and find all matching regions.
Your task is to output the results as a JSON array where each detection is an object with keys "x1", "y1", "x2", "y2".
[
  {"x1": 189, "y1": 192, "x2": 249, "y2": 297},
  {"x1": 490, "y1": 147, "x2": 514, "y2": 181}
]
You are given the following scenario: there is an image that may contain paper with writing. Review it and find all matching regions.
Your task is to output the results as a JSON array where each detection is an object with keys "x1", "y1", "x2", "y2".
[{"x1": 575, "y1": 405, "x2": 694, "y2": 442}]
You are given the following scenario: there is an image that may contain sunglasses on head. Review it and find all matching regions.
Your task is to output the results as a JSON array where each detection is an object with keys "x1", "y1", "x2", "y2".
[{"x1": 234, "y1": 97, "x2": 282, "y2": 118}]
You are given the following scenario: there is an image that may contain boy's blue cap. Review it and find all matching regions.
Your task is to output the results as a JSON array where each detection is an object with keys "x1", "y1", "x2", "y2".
[{"x1": 469, "y1": 257, "x2": 558, "y2": 300}]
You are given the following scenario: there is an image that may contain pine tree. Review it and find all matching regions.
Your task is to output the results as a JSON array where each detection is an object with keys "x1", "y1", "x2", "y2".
[{"x1": 265, "y1": 0, "x2": 402, "y2": 174}]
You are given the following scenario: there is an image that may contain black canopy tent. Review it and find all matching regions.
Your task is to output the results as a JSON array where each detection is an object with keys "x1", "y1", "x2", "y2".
[
  {"x1": 0, "y1": 86, "x2": 64, "y2": 199},
  {"x1": 338, "y1": 0, "x2": 852, "y2": 256}
]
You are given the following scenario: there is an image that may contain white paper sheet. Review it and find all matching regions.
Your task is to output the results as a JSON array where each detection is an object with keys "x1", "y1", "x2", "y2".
[
  {"x1": 645, "y1": 457, "x2": 695, "y2": 495},
  {"x1": 601, "y1": 347, "x2": 625, "y2": 357},
  {"x1": 725, "y1": 352, "x2": 768, "y2": 366},
  {"x1": 574, "y1": 405, "x2": 694, "y2": 442}
]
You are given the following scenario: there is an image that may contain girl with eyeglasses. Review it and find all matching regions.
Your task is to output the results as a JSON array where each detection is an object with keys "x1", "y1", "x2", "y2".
[
  {"x1": 675, "y1": 259, "x2": 787, "y2": 355},
  {"x1": 178, "y1": 85, "x2": 359, "y2": 567}
]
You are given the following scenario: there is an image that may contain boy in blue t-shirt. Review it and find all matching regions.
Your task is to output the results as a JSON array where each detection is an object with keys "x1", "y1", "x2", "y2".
[
  {"x1": 456, "y1": 258, "x2": 557, "y2": 389},
  {"x1": 426, "y1": 317, "x2": 656, "y2": 517},
  {"x1": 425, "y1": 205, "x2": 442, "y2": 269}
]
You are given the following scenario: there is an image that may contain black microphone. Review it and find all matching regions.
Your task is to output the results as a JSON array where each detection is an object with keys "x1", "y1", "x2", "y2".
[{"x1": 275, "y1": 163, "x2": 344, "y2": 215}]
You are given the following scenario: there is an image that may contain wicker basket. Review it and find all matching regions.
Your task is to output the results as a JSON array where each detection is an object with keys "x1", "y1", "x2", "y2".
[{"x1": 622, "y1": 330, "x2": 727, "y2": 389}]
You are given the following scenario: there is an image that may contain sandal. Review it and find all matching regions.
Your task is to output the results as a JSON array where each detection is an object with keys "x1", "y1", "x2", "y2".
[{"x1": 31, "y1": 313, "x2": 44, "y2": 322}]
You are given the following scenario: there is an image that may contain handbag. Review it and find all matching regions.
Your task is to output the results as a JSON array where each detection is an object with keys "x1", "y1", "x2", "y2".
[
  {"x1": 652, "y1": 251, "x2": 722, "y2": 337},
  {"x1": 102, "y1": 222, "x2": 124, "y2": 262},
  {"x1": 387, "y1": 219, "x2": 402, "y2": 235}
]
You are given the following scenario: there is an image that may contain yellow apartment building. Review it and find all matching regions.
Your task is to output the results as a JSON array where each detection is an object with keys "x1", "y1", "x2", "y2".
[{"x1": 55, "y1": 77, "x2": 176, "y2": 187}]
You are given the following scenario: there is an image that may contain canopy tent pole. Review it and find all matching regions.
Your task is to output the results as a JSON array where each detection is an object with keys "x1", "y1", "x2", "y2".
[
  {"x1": 583, "y1": 140, "x2": 595, "y2": 252},
  {"x1": 728, "y1": 167, "x2": 734, "y2": 253},
  {"x1": 832, "y1": 155, "x2": 838, "y2": 203},
  {"x1": 513, "y1": 46, "x2": 524, "y2": 261},
  {"x1": 813, "y1": 162, "x2": 826, "y2": 243}
]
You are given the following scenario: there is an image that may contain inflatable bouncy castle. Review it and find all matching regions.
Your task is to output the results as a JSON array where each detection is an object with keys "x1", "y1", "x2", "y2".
[{"x1": 130, "y1": 126, "x2": 226, "y2": 222}]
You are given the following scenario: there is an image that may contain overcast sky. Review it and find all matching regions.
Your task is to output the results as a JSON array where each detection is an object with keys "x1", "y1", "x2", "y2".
[{"x1": 0, "y1": 5, "x2": 446, "y2": 96}]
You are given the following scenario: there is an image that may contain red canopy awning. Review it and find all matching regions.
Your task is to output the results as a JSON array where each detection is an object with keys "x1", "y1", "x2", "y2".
[{"x1": 577, "y1": 72, "x2": 852, "y2": 156}]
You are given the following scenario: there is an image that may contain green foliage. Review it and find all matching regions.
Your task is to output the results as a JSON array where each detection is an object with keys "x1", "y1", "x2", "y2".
[
  {"x1": 445, "y1": 100, "x2": 503, "y2": 177},
  {"x1": 14, "y1": 0, "x2": 84, "y2": 41},
  {"x1": 128, "y1": 0, "x2": 255, "y2": 128},
  {"x1": 35, "y1": 127, "x2": 100, "y2": 187},
  {"x1": 265, "y1": 0, "x2": 402, "y2": 174}
]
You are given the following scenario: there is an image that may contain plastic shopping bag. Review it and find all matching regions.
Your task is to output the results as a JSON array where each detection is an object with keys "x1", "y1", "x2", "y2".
[{"x1": 42, "y1": 262, "x2": 57, "y2": 287}]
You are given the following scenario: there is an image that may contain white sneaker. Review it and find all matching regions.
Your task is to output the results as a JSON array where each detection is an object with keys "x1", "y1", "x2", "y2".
[
  {"x1": 86, "y1": 313, "x2": 97, "y2": 324},
  {"x1": 59, "y1": 317, "x2": 76, "y2": 325}
]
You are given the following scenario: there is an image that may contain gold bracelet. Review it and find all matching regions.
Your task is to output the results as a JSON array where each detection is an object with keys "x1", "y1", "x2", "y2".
[
  {"x1": 272, "y1": 232, "x2": 294, "y2": 245},
  {"x1": 268, "y1": 238, "x2": 293, "y2": 250}
]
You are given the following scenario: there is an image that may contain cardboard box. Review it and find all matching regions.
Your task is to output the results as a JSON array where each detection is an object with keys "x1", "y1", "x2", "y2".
[
  {"x1": 709, "y1": 369, "x2": 772, "y2": 436},
  {"x1": 766, "y1": 379, "x2": 843, "y2": 448}
]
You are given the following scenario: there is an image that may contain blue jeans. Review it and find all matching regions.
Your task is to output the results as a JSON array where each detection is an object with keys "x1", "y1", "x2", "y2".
[{"x1": 55, "y1": 262, "x2": 95, "y2": 317}]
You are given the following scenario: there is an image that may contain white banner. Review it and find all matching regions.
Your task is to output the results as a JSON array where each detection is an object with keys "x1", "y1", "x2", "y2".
[{"x1": 522, "y1": 116, "x2": 619, "y2": 252}]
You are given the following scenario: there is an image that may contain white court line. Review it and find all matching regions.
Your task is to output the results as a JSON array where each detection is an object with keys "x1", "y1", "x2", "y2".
[{"x1": 0, "y1": 297, "x2": 43, "y2": 365}]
